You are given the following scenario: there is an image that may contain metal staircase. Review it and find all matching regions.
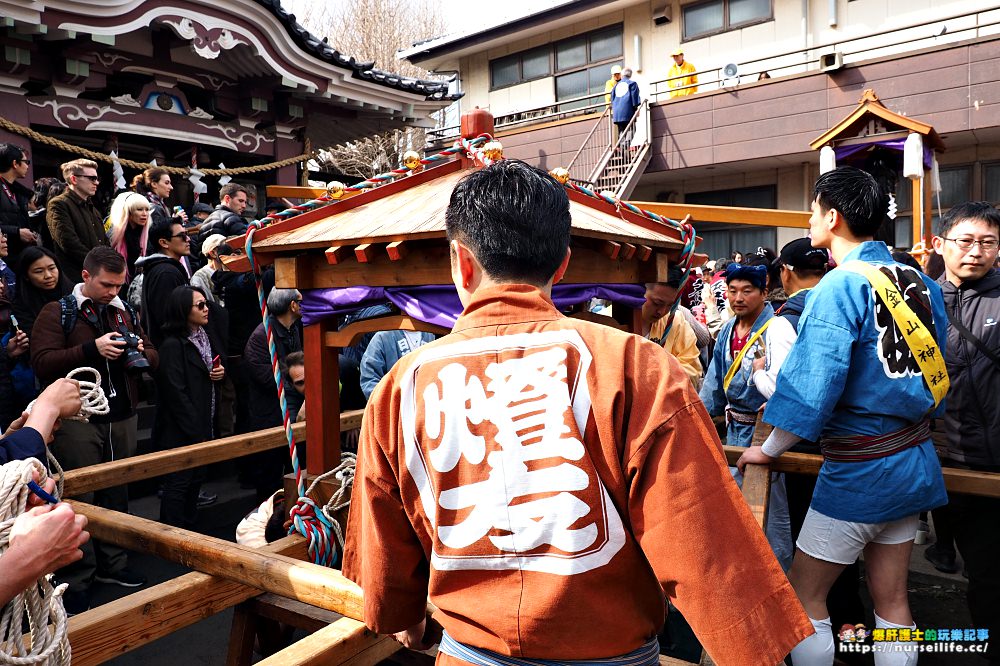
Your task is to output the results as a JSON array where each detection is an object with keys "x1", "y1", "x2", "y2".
[{"x1": 565, "y1": 100, "x2": 651, "y2": 200}]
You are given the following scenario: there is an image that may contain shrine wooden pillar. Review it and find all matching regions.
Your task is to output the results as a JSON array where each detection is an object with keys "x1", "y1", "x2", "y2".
[{"x1": 303, "y1": 320, "x2": 341, "y2": 474}]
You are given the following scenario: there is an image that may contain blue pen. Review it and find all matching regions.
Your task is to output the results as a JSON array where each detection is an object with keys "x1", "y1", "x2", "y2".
[{"x1": 27, "y1": 480, "x2": 59, "y2": 505}]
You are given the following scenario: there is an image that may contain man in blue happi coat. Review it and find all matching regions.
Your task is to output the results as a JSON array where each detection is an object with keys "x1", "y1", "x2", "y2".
[
  {"x1": 739, "y1": 166, "x2": 949, "y2": 666},
  {"x1": 699, "y1": 263, "x2": 793, "y2": 570}
]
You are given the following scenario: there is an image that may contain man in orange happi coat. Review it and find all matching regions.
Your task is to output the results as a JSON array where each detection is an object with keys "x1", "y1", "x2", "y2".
[{"x1": 342, "y1": 159, "x2": 811, "y2": 666}]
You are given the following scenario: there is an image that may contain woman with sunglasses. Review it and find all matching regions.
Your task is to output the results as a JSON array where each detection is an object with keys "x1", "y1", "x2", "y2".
[{"x1": 154, "y1": 285, "x2": 225, "y2": 528}]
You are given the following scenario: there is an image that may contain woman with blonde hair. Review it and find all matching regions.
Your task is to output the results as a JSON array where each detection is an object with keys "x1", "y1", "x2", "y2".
[{"x1": 108, "y1": 191, "x2": 151, "y2": 282}]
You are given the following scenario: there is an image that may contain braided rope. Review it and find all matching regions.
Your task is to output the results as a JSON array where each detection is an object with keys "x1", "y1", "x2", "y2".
[
  {"x1": 0, "y1": 117, "x2": 314, "y2": 177},
  {"x1": 0, "y1": 459, "x2": 70, "y2": 666},
  {"x1": 24, "y1": 368, "x2": 110, "y2": 424}
]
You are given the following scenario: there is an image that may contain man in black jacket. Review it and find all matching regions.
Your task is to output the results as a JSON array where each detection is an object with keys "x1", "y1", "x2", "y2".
[
  {"x1": 0, "y1": 143, "x2": 37, "y2": 262},
  {"x1": 138, "y1": 220, "x2": 190, "y2": 347},
  {"x1": 932, "y1": 201, "x2": 1000, "y2": 663},
  {"x1": 198, "y1": 183, "x2": 248, "y2": 242}
]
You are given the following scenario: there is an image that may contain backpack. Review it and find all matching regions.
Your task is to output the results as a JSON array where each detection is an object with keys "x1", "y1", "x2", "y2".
[{"x1": 59, "y1": 294, "x2": 140, "y2": 338}]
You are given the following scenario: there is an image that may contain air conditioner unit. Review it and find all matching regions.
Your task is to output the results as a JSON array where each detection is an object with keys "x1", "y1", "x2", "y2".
[
  {"x1": 653, "y1": 5, "x2": 672, "y2": 25},
  {"x1": 819, "y1": 51, "x2": 844, "y2": 72}
]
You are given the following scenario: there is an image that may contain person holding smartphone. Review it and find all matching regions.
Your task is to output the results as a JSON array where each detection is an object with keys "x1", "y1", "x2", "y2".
[{"x1": 154, "y1": 285, "x2": 225, "y2": 528}]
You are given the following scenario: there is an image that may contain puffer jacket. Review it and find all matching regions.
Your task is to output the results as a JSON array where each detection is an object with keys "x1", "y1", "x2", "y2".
[
  {"x1": 939, "y1": 269, "x2": 1000, "y2": 469},
  {"x1": 198, "y1": 205, "x2": 247, "y2": 241}
]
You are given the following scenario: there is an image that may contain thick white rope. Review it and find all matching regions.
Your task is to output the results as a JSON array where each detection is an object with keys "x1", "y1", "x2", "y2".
[
  {"x1": 0, "y1": 369, "x2": 110, "y2": 665},
  {"x1": 0, "y1": 459, "x2": 71, "y2": 666}
]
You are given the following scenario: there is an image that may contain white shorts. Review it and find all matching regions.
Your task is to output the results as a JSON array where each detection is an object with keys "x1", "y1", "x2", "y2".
[{"x1": 795, "y1": 507, "x2": 919, "y2": 565}]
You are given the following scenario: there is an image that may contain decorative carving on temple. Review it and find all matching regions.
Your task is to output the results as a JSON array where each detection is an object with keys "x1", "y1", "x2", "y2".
[
  {"x1": 194, "y1": 73, "x2": 237, "y2": 91},
  {"x1": 196, "y1": 123, "x2": 274, "y2": 153},
  {"x1": 94, "y1": 52, "x2": 132, "y2": 70},
  {"x1": 188, "y1": 107, "x2": 214, "y2": 119},
  {"x1": 110, "y1": 94, "x2": 141, "y2": 107},
  {"x1": 28, "y1": 98, "x2": 135, "y2": 128},
  {"x1": 159, "y1": 16, "x2": 250, "y2": 60}
]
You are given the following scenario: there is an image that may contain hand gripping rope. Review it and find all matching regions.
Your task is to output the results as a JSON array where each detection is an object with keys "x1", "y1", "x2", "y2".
[
  {"x1": 0, "y1": 369, "x2": 110, "y2": 666},
  {"x1": 243, "y1": 135, "x2": 491, "y2": 567}
]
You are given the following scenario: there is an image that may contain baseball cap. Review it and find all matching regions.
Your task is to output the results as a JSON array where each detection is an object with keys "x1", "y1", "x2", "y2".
[
  {"x1": 201, "y1": 234, "x2": 228, "y2": 255},
  {"x1": 610, "y1": 65, "x2": 623, "y2": 75},
  {"x1": 670, "y1": 47, "x2": 684, "y2": 56},
  {"x1": 776, "y1": 238, "x2": 829, "y2": 271}
]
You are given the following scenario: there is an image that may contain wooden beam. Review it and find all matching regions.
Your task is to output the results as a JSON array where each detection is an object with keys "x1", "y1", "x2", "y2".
[
  {"x1": 325, "y1": 315, "x2": 451, "y2": 349},
  {"x1": 601, "y1": 241, "x2": 621, "y2": 260},
  {"x1": 277, "y1": 243, "x2": 669, "y2": 290},
  {"x1": 266, "y1": 185, "x2": 361, "y2": 200},
  {"x1": 568, "y1": 311, "x2": 628, "y2": 331},
  {"x1": 741, "y1": 415, "x2": 774, "y2": 530},
  {"x1": 63, "y1": 423, "x2": 302, "y2": 496},
  {"x1": 305, "y1": 321, "x2": 341, "y2": 474},
  {"x1": 254, "y1": 617, "x2": 399, "y2": 666},
  {"x1": 68, "y1": 535, "x2": 309, "y2": 666},
  {"x1": 722, "y1": 447, "x2": 1000, "y2": 498},
  {"x1": 637, "y1": 245, "x2": 653, "y2": 261},
  {"x1": 354, "y1": 243, "x2": 375, "y2": 263},
  {"x1": 620, "y1": 243, "x2": 637, "y2": 260},
  {"x1": 386, "y1": 241, "x2": 407, "y2": 261},
  {"x1": 632, "y1": 201, "x2": 811, "y2": 229},
  {"x1": 67, "y1": 502, "x2": 367, "y2": 619},
  {"x1": 326, "y1": 246, "x2": 348, "y2": 265}
]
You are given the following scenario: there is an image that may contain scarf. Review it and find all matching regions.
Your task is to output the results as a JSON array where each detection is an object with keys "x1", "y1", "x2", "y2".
[{"x1": 189, "y1": 325, "x2": 216, "y2": 435}]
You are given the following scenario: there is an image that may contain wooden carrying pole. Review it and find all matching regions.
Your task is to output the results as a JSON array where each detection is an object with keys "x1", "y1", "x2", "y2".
[
  {"x1": 253, "y1": 617, "x2": 400, "y2": 666},
  {"x1": 67, "y1": 502, "x2": 366, "y2": 620}
]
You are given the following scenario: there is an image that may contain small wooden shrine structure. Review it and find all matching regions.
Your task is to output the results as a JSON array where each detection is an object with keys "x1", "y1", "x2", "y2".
[{"x1": 810, "y1": 88, "x2": 946, "y2": 248}]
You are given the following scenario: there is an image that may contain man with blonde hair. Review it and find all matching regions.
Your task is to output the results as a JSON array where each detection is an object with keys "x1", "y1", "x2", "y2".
[{"x1": 47, "y1": 158, "x2": 107, "y2": 282}]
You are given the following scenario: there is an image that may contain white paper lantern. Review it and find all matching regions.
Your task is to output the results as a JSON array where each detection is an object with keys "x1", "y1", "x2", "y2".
[
  {"x1": 819, "y1": 145, "x2": 836, "y2": 174},
  {"x1": 903, "y1": 133, "x2": 924, "y2": 180}
]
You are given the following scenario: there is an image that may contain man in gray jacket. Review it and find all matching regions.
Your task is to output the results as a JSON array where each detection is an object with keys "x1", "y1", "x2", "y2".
[{"x1": 932, "y1": 201, "x2": 1000, "y2": 662}]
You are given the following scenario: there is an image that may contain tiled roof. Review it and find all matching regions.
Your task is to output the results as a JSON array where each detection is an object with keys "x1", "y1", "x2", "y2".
[{"x1": 259, "y1": 0, "x2": 461, "y2": 101}]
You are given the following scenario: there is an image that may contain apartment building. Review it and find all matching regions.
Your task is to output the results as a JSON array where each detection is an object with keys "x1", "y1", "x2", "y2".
[{"x1": 401, "y1": 0, "x2": 1000, "y2": 257}]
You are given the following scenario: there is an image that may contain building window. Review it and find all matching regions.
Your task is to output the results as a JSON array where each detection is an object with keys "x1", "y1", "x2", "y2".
[
  {"x1": 489, "y1": 45, "x2": 551, "y2": 90},
  {"x1": 682, "y1": 0, "x2": 771, "y2": 41},
  {"x1": 985, "y1": 163, "x2": 1000, "y2": 203},
  {"x1": 686, "y1": 186, "x2": 777, "y2": 258},
  {"x1": 894, "y1": 165, "x2": 972, "y2": 240}
]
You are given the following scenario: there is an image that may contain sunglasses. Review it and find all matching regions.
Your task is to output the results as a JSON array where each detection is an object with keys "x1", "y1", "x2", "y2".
[
  {"x1": 193, "y1": 301, "x2": 209, "y2": 311},
  {"x1": 76, "y1": 174, "x2": 99, "y2": 182},
  {"x1": 17, "y1": 158, "x2": 30, "y2": 165},
  {"x1": 171, "y1": 232, "x2": 190, "y2": 240}
]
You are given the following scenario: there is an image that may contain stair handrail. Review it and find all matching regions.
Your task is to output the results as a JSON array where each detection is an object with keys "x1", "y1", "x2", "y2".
[
  {"x1": 565, "y1": 105, "x2": 612, "y2": 174},
  {"x1": 585, "y1": 100, "x2": 649, "y2": 190}
]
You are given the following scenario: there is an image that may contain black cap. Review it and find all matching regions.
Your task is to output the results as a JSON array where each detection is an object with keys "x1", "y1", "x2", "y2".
[
  {"x1": 776, "y1": 238, "x2": 829, "y2": 271},
  {"x1": 191, "y1": 202, "x2": 213, "y2": 215}
]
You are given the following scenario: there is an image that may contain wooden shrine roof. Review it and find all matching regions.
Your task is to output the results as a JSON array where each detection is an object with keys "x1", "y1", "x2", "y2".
[
  {"x1": 810, "y1": 88, "x2": 945, "y2": 152},
  {"x1": 251, "y1": 162, "x2": 685, "y2": 253}
]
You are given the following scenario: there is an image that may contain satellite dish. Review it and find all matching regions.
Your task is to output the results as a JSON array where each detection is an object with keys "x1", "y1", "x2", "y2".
[{"x1": 723, "y1": 63, "x2": 739, "y2": 78}]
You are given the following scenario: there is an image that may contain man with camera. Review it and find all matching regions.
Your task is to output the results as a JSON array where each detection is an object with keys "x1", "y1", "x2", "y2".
[{"x1": 30, "y1": 246, "x2": 158, "y2": 614}]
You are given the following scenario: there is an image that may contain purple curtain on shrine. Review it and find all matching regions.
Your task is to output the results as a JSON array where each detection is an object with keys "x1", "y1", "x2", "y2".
[
  {"x1": 301, "y1": 283, "x2": 646, "y2": 328},
  {"x1": 834, "y1": 138, "x2": 933, "y2": 170}
]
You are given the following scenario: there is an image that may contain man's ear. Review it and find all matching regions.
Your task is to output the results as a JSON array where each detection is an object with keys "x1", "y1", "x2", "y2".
[
  {"x1": 551, "y1": 247, "x2": 572, "y2": 285},
  {"x1": 931, "y1": 235, "x2": 944, "y2": 254},
  {"x1": 452, "y1": 239, "x2": 477, "y2": 289}
]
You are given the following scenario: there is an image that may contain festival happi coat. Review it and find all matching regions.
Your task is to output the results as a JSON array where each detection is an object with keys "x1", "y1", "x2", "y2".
[
  {"x1": 343, "y1": 284, "x2": 812, "y2": 666},
  {"x1": 764, "y1": 241, "x2": 949, "y2": 523}
]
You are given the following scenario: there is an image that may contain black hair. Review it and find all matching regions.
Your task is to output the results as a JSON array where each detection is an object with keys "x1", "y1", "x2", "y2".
[
  {"x1": 286, "y1": 350, "x2": 305, "y2": 368},
  {"x1": 891, "y1": 250, "x2": 922, "y2": 272},
  {"x1": 444, "y1": 160, "x2": 571, "y2": 286},
  {"x1": 665, "y1": 265, "x2": 685, "y2": 289},
  {"x1": 938, "y1": 201, "x2": 1000, "y2": 237},
  {"x1": 83, "y1": 246, "x2": 127, "y2": 276},
  {"x1": 0, "y1": 144, "x2": 27, "y2": 172},
  {"x1": 31, "y1": 177, "x2": 63, "y2": 209},
  {"x1": 161, "y1": 285, "x2": 207, "y2": 338},
  {"x1": 743, "y1": 247, "x2": 780, "y2": 290},
  {"x1": 813, "y1": 166, "x2": 888, "y2": 238},
  {"x1": 13, "y1": 247, "x2": 73, "y2": 333},
  {"x1": 148, "y1": 219, "x2": 180, "y2": 254}
]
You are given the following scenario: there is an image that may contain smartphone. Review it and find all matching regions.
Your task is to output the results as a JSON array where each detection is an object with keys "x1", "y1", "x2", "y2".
[{"x1": 212, "y1": 355, "x2": 222, "y2": 369}]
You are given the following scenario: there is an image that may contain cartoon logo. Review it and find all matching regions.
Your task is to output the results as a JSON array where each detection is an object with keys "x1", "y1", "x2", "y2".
[{"x1": 870, "y1": 265, "x2": 934, "y2": 380}]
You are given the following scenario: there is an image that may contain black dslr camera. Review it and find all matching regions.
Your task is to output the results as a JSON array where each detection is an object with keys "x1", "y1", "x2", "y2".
[{"x1": 114, "y1": 327, "x2": 150, "y2": 372}]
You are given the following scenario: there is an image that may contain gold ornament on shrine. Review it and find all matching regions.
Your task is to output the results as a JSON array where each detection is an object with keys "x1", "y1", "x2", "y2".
[
  {"x1": 549, "y1": 167, "x2": 570, "y2": 184},
  {"x1": 481, "y1": 141, "x2": 504, "y2": 161},
  {"x1": 402, "y1": 150, "x2": 422, "y2": 170},
  {"x1": 326, "y1": 181, "x2": 346, "y2": 199}
]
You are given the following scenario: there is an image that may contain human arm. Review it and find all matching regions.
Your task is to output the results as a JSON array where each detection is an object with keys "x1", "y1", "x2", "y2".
[
  {"x1": 0, "y1": 503, "x2": 89, "y2": 606},
  {"x1": 156, "y1": 339, "x2": 209, "y2": 442},
  {"x1": 662, "y1": 316, "x2": 703, "y2": 390},
  {"x1": 751, "y1": 316, "x2": 795, "y2": 400},
  {"x1": 359, "y1": 333, "x2": 389, "y2": 401},
  {"x1": 696, "y1": 325, "x2": 728, "y2": 416},
  {"x1": 243, "y1": 327, "x2": 277, "y2": 387},
  {"x1": 29, "y1": 303, "x2": 98, "y2": 383}
]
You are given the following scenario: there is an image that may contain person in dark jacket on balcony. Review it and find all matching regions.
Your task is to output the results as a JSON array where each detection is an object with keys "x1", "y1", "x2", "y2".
[
  {"x1": 198, "y1": 183, "x2": 248, "y2": 242},
  {"x1": 610, "y1": 67, "x2": 641, "y2": 144},
  {"x1": 138, "y1": 219, "x2": 191, "y2": 347},
  {"x1": 931, "y1": 201, "x2": 1000, "y2": 663}
]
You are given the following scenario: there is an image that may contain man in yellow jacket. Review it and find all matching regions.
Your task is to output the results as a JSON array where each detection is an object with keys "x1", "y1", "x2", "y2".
[
  {"x1": 604, "y1": 64, "x2": 622, "y2": 104},
  {"x1": 668, "y1": 48, "x2": 697, "y2": 97},
  {"x1": 641, "y1": 269, "x2": 703, "y2": 389}
]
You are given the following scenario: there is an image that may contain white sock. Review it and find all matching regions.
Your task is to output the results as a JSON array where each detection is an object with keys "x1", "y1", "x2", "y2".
[
  {"x1": 874, "y1": 613, "x2": 918, "y2": 666},
  {"x1": 791, "y1": 616, "x2": 834, "y2": 666}
]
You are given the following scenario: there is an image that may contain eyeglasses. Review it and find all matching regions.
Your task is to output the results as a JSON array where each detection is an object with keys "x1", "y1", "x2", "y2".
[
  {"x1": 171, "y1": 232, "x2": 190, "y2": 240},
  {"x1": 76, "y1": 174, "x2": 99, "y2": 182},
  {"x1": 942, "y1": 237, "x2": 1000, "y2": 252},
  {"x1": 17, "y1": 158, "x2": 30, "y2": 165},
  {"x1": 193, "y1": 301, "x2": 209, "y2": 311}
]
